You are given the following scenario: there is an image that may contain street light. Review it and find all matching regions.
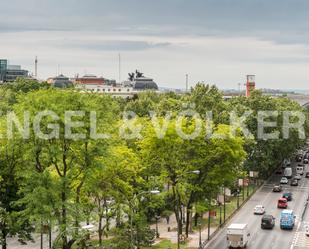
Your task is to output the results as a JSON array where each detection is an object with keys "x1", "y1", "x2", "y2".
[
  {"x1": 129, "y1": 190, "x2": 160, "y2": 249},
  {"x1": 176, "y1": 170, "x2": 201, "y2": 249},
  {"x1": 191, "y1": 170, "x2": 201, "y2": 175},
  {"x1": 198, "y1": 218, "x2": 202, "y2": 249}
]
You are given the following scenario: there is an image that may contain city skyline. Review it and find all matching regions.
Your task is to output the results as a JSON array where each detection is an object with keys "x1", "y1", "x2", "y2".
[{"x1": 2, "y1": 0, "x2": 309, "y2": 89}]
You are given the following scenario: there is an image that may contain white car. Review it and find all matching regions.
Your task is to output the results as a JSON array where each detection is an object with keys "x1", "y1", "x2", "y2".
[
  {"x1": 280, "y1": 177, "x2": 289, "y2": 184},
  {"x1": 254, "y1": 205, "x2": 265, "y2": 215},
  {"x1": 295, "y1": 174, "x2": 301, "y2": 180},
  {"x1": 284, "y1": 158, "x2": 291, "y2": 166}
]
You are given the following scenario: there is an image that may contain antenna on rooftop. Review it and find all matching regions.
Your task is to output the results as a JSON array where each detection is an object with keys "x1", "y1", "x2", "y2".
[
  {"x1": 118, "y1": 53, "x2": 121, "y2": 83},
  {"x1": 34, "y1": 56, "x2": 38, "y2": 78},
  {"x1": 186, "y1": 74, "x2": 189, "y2": 92}
]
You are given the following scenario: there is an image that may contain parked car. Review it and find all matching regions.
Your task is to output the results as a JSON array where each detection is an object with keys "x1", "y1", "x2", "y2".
[
  {"x1": 278, "y1": 198, "x2": 288, "y2": 208},
  {"x1": 261, "y1": 215, "x2": 275, "y2": 229},
  {"x1": 254, "y1": 205, "x2": 266, "y2": 215},
  {"x1": 306, "y1": 172, "x2": 309, "y2": 178},
  {"x1": 295, "y1": 174, "x2": 301, "y2": 180},
  {"x1": 290, "y1": 178, "x2": 298, "y2": 186},
  {"x1": 280, "y1": 177, "x2": 289, "y2": 184},
  {"x1": 283, "y1": 192, "x2": 293, "y2": 201},
  {"x1": 304, "y1": 159, "x2": 309, "y2": 164},
  {"x1": 273, "y1": 185, "x2": 283, "y2": 192}
]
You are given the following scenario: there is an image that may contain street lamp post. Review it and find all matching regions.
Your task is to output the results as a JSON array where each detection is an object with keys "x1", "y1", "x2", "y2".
[
  {"x1": 219, "y1": 204, "x2": 222, "y2": 226},
  {"x1": 223, "y1": 187, "x2": 226, "y2": 222},
  {"x1": 129, "y1": 190, "x2": 160, "y2": 249},
  {"x1": 198, "y1": 217, "x2": 202, "y2": 249},
  {"x1": 155, "y1": 215, "x2": 160, "y2": 238}
]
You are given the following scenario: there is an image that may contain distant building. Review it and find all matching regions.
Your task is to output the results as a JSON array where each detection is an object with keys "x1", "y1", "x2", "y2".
[
  {"x1": 75, "y1": 71, "x2": 159, "y2": 98},
  {"x1": 75, "y1": 74, "x2": 105, "y2": 85},
  {"x1": 76, "y1": 84, "x2": 134, "y2": 98},
  {"x1": 0, "y1": 59, "x2": 29, "y2": 83},
  {"x1": 0, "y1": 59, "x2": 7, "y2": 82},
  {"x1": 47, "y1": 74, "x2": 73, "y2": 88},
  {"x1": 125, "y1": 70, "x2": 159, "y2": 91},
  {"x1": 246, "y1": 75, "x2": 256, "y2": 97}
]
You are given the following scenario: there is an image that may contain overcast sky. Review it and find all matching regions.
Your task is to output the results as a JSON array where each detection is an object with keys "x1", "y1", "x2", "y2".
[{"x1": 1, "y1": 0, "x2": 309, "y2": 89}]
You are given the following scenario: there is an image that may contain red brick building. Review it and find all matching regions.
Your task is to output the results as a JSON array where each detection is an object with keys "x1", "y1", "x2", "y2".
[{"x1": 75, "y1": 74, "x2": 104, "y2": 85}]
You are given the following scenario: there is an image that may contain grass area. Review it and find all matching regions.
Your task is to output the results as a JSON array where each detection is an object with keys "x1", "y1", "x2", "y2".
[
  {"x1": 193, "y1": 185, "x2": 257, "y2": 231},
  {"x1": 142, "y1": 240, "x2": 194, "y2": 249}
]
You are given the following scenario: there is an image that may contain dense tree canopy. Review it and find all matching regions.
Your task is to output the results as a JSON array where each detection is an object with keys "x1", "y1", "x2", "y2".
[{"x1": 0, "y1": 80, "x2": 307, "y2": 249}]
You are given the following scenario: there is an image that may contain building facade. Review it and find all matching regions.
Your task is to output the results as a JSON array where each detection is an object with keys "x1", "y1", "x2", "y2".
[
  {"x1": 0, "y1": 59, "x2": 28, "y2": 82},
  {"x1": 47, "y1": 74, "x2": 73, "y2": 88}
]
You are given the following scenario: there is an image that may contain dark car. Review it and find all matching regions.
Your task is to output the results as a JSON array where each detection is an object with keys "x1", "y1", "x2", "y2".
[
  {"x1": 296, "y1": 155, "x2": 303, "y2": 162},
  {"x1": 273, "y1": 185, "x2": 283, "y2": 192},
  {"x1": 283, "y1": 192, "x2": 293, "y2": 201},
  {"x1": 275, "y1": 168, "x2": 283, "y2": 175},
  {"x1": 290, "y1": 179, "x2": 298, "y2": 186},
  {"x1": 261, "y1": 215, "x2": 275, "y2": 229},
  {"x1": 306, "y1": 172, "x2": 309, "y2": 178}
]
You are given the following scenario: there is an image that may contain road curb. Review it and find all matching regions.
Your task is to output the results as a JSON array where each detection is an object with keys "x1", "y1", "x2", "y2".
[{"x1": 201, "y1": 181, "x2": 265, "y2": 249}]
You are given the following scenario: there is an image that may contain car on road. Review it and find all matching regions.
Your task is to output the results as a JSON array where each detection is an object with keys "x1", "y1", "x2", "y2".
[
  {"x1": 261, "y1": 215, "x2": 275, "y2": 229},
  {"x1": 295, "y1": 174, "x2": 301, "y2": 180},
  {"x1": 280, "y1": 210, "x2": 295, "y2": 230},
  {"x1": 306, "y1": 172, "x2": 309, "y2": 178},
  {"x1": 283, "y1": 158, "x2": 291, "y2": 166},
  {"x1": 290, "y1": 178, "x2": 298, "y2": 186},
  {"x1": 277, "y1": 198, "x2": 288, "y2": 208},
  {"x1": 275, "y1": 168, "x2": 283, "y2": 174},
  {"x1": 254, "y1": 205, "x2": 266, "y2": 215},
  {"x1": 283, "y1": 192, "x2": 293, "y2": 201},
  {"x1": 296, "y1": 166, "x2": 304, "y2": 175},
  {"x1": 284, "y1": 168, "x2": 293, "y2": 179},
  {"x1": 304, "y1": 158, "x2": 309, "y2": 164},
  {"x1": 280, "y1": 177, "x2": 289, "y2": 184},
  {"x1": 227, "y1": 223, "x2": 250, "y2": 249},
  {"x1": 272, "y1": 185, "x2": 283, "y2": 192},
  {"x1": 296, "y1": 155, "x2": 303, "y2": 162}
]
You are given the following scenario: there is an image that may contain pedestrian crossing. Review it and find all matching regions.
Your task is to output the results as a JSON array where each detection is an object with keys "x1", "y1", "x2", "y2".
[{"x1": 293, "y1": 231, "x2": 309, "y2": 248}]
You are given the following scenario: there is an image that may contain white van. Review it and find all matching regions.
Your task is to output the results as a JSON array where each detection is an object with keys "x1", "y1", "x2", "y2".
[
  {"x1": 296, "y1": 166, "x2": 304, "y2": 175},
  {"x1": 284, "y1": 167, "x2": 293, "y2": 179},
  {"x1": 227, "y1": 224, "x2": 250, "y2": 249}
]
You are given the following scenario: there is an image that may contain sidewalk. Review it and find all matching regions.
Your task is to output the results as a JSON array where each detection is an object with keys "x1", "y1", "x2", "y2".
[{"x1": 150, "y1": 213, "x2": 216, "y2": 248}]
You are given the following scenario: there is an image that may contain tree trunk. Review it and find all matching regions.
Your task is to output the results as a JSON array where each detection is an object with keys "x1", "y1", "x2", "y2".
[
  {"x1": 185, "y1": 207, "x2": 190, "y2": 237},
  {"x1": 61, "y1": 185, "x2": 68, "y2": 249},
  {"x1": 98, "y1": 215, "x2": 103, "y2": 247},
  {"x1": 98, "y1": 198, "x2": 103, "y2": 247},
  {"x1": 49, "y1": 222, "x2": 52, "y2": 249},
  {"x1": 40, "y1": 220, "x2": 43, "y2": 249},
  {"x1": 1, "y1": 228, "x2": 7, "y2": 249},
  {"x1": 194, "y1": 213, "x2": 198, "y2": 227}
]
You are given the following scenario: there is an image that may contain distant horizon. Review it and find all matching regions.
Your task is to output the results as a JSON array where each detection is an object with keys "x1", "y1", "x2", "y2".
[{"x1": 2, "y1": 1, "x2": 309, "y2": 89}]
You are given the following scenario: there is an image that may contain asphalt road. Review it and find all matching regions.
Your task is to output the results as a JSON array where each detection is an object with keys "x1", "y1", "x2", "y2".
[{"x1": 207, "y1": 159, "x2": 309, "y2": 249}]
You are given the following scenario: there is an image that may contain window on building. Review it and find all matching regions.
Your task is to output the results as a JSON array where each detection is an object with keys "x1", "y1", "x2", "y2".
[
  {"x1": 108, "y1": 89, "x2": 110, "y2": 92},
  {"x1": 118, "y1": 89, "x2": 121, "y2": 92}
]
